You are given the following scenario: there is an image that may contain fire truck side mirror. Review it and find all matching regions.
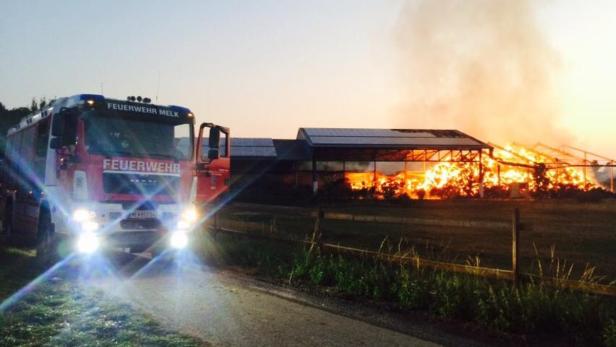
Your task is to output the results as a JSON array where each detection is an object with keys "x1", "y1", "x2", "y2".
[
  {"x1": 208, "y1": 127, "x2": 221, "y2": 160},
  {"x1": 208, "y1": 148, "x2": 219, "y2": 160},
  {"x1": 49, "y1": 137, "x2": 62, "y2": 149},
  {"x1": 52, "y1": 108, "x2": 79, "y2": 146},
  {"x1": 51, "y1": 112, "x2": 65, "y2": 137},
  {"x1": 196, "y1": 162, "x2": 207, "y2": 172}
]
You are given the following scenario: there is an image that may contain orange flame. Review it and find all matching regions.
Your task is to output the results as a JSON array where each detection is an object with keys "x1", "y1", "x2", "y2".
[{"x1": 345, "y1": 144, "x2": 599, "y2": 199}]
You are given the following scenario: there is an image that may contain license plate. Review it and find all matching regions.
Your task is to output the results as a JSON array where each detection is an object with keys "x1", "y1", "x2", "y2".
[{"x1": 128, "y1": 210, "x2": 157, "y2": 219}]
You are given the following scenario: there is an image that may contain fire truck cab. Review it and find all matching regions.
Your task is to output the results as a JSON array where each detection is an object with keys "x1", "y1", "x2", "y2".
[
  {"x1": 195, "y1": 122, "x2": 231, "y2": 206},
  {"x1": 0, "y1": 94, "x2": 230, "y2": 258}
]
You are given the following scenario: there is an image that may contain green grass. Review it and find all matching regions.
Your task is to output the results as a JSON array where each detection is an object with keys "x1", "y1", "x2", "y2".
[
  {"x1": 0, "y1": 247, "x2": 43, "y2": 300},
  {"x1": 207, "y1": 232, "x2": 616, "y2": 346},
  {"x1": 0, "y1": 246, "x2": 208, "y2": 346},
  {"x1": 605, "y1": 320, "x2": 616, "y2": 347}
]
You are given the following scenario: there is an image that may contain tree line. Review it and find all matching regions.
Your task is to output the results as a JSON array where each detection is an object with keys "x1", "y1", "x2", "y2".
[{"x1": 0, "y1": 98, "x2": 51, "y2": 157}]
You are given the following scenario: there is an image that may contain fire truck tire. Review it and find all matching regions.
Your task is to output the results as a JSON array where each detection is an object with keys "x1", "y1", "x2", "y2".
[
  {"x1": 150, "y1": 245, "x2": 165, "y2": 258},
  {"x1": 128, "y1": 245, "x2": 148, "y2": 253},
  {"x1": 36, "y1": 208, "x2": 56, "y2": 263},
  {"x1": 2, "y1": 200, "x2": 14, "y2": 241}
]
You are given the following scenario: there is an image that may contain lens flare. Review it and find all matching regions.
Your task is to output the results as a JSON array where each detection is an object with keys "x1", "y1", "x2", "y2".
[
  {"x1": 76, "y1": 233, "x2": 100, "y2": 254},
  {"x1": 176, "y1": 220, "x2": 190, "y2": 230},
  {"x1": 82, "y1": 221, "x2": 99, "y2": 233},
  {"x1": 170, "y1": 231, "x2": 188, "y2": 249},
  {"x1": 72, "y1": 208, "x2": 95, "y2": 222},
  {"x1": 181, "y1": 206, "x2": 198, "y2": 223}
]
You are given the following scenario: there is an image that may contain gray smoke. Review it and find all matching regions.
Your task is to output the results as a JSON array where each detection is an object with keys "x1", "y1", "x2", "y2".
[{"x1": 393, "y1": 0, "x2": 569, "y2": 145}]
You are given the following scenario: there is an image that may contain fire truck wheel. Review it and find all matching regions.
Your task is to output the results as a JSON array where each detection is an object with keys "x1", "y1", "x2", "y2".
[
  {"x1": 2, "y1": 201, "x2": 13, "y2": 239},
  {"x1": 150, "y1": 245, "x2": 165, "y2": 258},
  {"x1": 36, "y1": 209, "x2": 56, "y2": 263},
  {"x1": 128, "y1": 245, "x2": 148, "y2": 254}
]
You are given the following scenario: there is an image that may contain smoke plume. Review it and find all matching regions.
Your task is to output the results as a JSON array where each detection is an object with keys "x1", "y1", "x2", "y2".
[{"x1": 394, "y1": 0, "x2": 568, "y2": 145}]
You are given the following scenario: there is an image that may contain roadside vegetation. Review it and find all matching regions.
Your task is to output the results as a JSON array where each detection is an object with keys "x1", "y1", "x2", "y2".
[
  {"x1": 218, "y1": 200, "x2": 616, "y2": 280},
  {"x1": 207, "y1": 232, "x2": 616, "y2": 346},
  {"x1": 0, "y1": 247, "x2": 43, "y2": 300},
  {"x1": 0, "y1": 246, "x2": 208, "y2": 346}
]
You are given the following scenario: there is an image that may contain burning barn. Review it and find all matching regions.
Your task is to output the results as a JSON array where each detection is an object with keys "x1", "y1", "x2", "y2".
[
  {"x1": 210, "y1": 127, "x2": 612, "y2": 201},
  {"x1": 227, "y1": 127, "x2": 493, "y2": 200},
  {"x1": 294, "y1": 128, "x2": 491, "y2": 199}
]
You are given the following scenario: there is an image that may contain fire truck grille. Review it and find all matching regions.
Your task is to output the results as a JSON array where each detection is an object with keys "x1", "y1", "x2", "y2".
[
  {"x1": 120, "y1": 218, "x2": 162, "y2": 230},
  {"x1": 103, "y1": 173, "x2": 180, "y2": 196}
]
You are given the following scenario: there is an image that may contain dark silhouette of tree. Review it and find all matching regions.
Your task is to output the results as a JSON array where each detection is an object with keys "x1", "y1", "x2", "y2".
[
  {"x1": 30, "y1": 98, "x2": 39, "y2": 112},
  {"x1": 0, "y1": 100, "x2": 34, "y2": 157},
  {"x1": 38, "y1": 97, "x2": 47, "y2": 110},
  {"x1": 27, "y1": 97, "x2": 50, "y2": 113}
]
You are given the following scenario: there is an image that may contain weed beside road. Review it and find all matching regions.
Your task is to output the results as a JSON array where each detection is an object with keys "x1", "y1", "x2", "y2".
[
  {"x1": 0, "y1": 247, "x2": 208, "y2": 346},
  {"x1": 208, "y1": 232, "x2": 616, "y2": 346}
]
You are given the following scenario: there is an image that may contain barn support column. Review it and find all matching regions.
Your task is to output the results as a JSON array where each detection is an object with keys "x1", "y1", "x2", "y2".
[
  {"x1": 479, "y1": 150, "x2": 485, "y2": 198},
  {"x1": 294, "y1": 162, "x2": 299, "y2": 189},
  {"x1": 370, "y1": 151, "x2": 377, "y2": 197},
  {"x1": 403, "y1": 160, "x2": 410, "y2": 197},
  {"x1": 372, "y1": 157, "x2": 377, "y2": 188},
  {"x1": 611, "y1": 162, "x2": 614, "y2": 193},
  {"x1": 583, "y1": 152, "x2": 588, "y2": 188},
  {"x1": 312, "y1": 156, "x2": 318, "y2": 195}
]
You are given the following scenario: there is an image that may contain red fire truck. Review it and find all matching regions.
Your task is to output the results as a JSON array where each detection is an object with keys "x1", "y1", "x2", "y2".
[{"x1": 0, "y1": 94, "x2": 230, "y2": 258}]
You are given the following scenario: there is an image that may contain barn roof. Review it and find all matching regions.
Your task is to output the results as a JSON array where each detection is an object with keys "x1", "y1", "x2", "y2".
[{"x1": 296, "y1": 128, "x2": 491, "y2": 150}]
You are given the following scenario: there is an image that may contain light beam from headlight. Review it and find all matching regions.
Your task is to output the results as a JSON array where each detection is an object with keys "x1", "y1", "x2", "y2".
[
  {"x1": 180, "y1": 206, "x2": 198, "y2": 223},
  {"x1": 82, "y1": 221, "x2": 99, "y2": 233},
  {"x1": 76, "y1": 232, "x2": 99, "y2": 254},
  {"x1": 170, "y1": 231, "x2": 188, "y2": 249},
  {"x1": 72, "y1": 208, "x2": 95, "y2": 222}
]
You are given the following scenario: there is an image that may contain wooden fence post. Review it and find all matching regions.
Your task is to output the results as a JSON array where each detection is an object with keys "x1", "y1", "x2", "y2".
[
  {"x1": 310, "y1": 207, "x2": 324, "y2": 254},
  {"x1": 512, "y1": 208, "x2": 520, "y2": 286},
  {"x1": 270, "y1": 216, "x2": 276, "y2": 234}
]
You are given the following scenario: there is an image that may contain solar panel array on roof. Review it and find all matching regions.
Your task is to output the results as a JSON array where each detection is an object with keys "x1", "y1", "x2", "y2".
[
  {"x1": 273, "y1": 139, "x2": 312, "y2": 161},
  {"x1": 232, "y1": 138, "x2": 275, "y2": 147},
  {"x1": 304, "y1": 128, "x2": 437, "y2": 138},
  {"x1": 203, "y1": 137, "x2": 277, "y2": 158},
  {"x1": 232, "y1": 146, "x2": 277, "y2": 157},
  {"x1": 298, "y1": 128, "x2": 489, "y2": 149},
  {"x1": 307, "y1": 136, "x2": 482, "y2": 146}
]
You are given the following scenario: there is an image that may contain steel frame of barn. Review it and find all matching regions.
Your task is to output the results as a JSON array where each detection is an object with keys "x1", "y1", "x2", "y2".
[{"x1": 294, "y1": 128, "x2": 493, "y2": 195}]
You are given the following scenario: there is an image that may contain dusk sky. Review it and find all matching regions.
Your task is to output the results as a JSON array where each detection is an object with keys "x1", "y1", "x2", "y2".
[{"x1": 1, "y1": 0, "x2": 615, "y2": 158}]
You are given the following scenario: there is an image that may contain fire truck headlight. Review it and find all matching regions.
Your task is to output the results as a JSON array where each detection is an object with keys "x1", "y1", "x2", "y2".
[
  {"x1": 72, "y1": 208, "x2": 95, "y2": 223},
  {"x1": 176, "y1": 220, "x2": 190, "y2": 230},
  {"x1": 180, "y1": 206, "x2": 198, "y2": 224},
  {"x1": 82, "y1": 221, "x2": 99, "y2": 233},
  {"x1": 169, "y1": 231, "x2": 188, "y2": 249},
  {"x1": 76, "y1": 232, "x2": 99, "y2": 254}
]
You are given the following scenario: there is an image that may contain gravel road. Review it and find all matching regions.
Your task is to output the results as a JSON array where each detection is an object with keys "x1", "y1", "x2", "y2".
[{"x1": 88, "y1": 254, "x2": 442, "y2": 347}]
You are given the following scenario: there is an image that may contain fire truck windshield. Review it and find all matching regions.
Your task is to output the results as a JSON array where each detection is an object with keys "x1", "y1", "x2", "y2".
[{"x1": 84, "y1": 113, "x2": 193, "y2": 160}]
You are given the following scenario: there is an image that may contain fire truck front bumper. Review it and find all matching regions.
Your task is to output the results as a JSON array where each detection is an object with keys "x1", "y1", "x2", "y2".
[
  {"x1": 63, "y1": 203, "x2": 199, "y2": 254},
  {"x1": 105, "y1": 230, "x2": 164, "y2": 250}
]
